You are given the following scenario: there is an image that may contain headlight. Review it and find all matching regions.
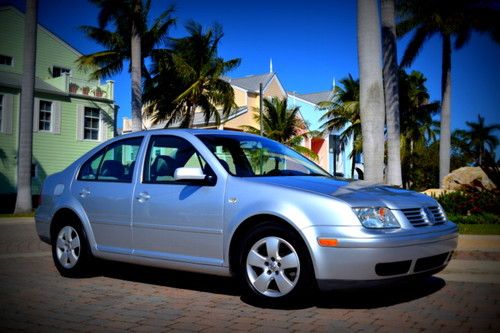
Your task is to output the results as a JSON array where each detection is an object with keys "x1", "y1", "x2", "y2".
[{"x1": 353, "y1": 207, "x2": 400, "y2": 229}]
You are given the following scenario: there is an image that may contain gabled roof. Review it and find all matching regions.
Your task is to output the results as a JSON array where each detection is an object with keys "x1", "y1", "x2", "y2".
[
  {"x1": 227, "y1": 73, "x2": 275, "y2": 93},
  {"x1": 294, "y1": 90, "x2": 333, "y2": 105},
  {"x1": 0, "y1": 6, "x2": 83, "y2": 57}
]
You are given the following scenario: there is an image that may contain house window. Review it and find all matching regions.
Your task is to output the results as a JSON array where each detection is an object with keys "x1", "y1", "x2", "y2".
[
  {"x1": 52, "y1": 66, "x2": 71, "y2": 78},
  {"x1": 0, "y1": 55, "x2": 13, "y2": 66},
  {"x1": 84, "y1": 107, "x2": 100, "y2": 140},
  {"x1": 31, "y1": 163, "x2": 39, "y2": 179},
  {"x1": 0, "y1": 94, "x2": 3, "y2": 130},
  {"x1": 39, "y1": 100, "x2": 52, "y2": 131}
]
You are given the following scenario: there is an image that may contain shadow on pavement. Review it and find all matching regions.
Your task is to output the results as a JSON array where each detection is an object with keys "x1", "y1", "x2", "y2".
[
  {"x1": 97, "y1": 260, "x2": 241, "y2": 296},
  {"x1": 96, "y1": 259, "x2": 445, "y2": 309}
]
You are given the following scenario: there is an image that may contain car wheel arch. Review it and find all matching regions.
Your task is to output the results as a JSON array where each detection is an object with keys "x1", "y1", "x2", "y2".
[
  {"x1": 50, "y1": 208, "x2": 96, "y2": 252},
  {"x1": 228, "y1": 214, "x2": 315, "y2": 278}
]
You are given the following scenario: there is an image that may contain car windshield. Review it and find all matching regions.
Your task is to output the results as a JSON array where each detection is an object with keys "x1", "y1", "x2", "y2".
[{"x1": 197, "y1": 134, "x2": 331, "y2": 177}]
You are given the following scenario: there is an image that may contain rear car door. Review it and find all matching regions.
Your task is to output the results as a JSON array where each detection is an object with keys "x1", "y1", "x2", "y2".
[{"x1": 71, "y1": 136, "x2": 143, "y2": 254}]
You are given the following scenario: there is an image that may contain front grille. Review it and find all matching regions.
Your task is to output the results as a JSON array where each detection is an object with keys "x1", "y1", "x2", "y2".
[
  {"x1": 414, "y1": 252, "x2": 450, "y2": 272},
  {"x1": 402, "y1": 206, "x2": 446, "y2": 227}
]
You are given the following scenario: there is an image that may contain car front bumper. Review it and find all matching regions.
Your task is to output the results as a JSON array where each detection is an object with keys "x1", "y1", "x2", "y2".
[{"x1": 302, "y1": 222, "x2": 458, "y2": 290}]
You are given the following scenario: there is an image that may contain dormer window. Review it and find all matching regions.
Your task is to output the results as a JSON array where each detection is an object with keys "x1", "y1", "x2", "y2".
[
  {"x1": 52, "y1": 66, "x2": 71, "y2": 78},
  {"x1": 0, "y1": 55, "x2": 13, "y2": 66}
]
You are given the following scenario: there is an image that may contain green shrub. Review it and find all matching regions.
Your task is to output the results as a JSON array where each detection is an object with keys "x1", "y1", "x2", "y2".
[
  {"x1": 448, "y1": 213, "x2": 500, "y2": 225},
  {"x1": 436, "y1": 189, "x2": 500, "y2": 216}
]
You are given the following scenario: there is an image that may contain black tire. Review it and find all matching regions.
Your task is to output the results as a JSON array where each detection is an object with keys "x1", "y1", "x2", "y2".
[
  {"x1": 237, "y1": 222, "x2": 314, "y2": 304},
  {"x1": 51, "y1": 216, "x2": 93, "y2": 278}
]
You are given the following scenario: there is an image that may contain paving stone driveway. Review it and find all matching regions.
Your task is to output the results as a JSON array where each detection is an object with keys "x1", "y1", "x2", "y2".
[{"x1": 0, "y1": 221, "x2": 499, "y2": 332}]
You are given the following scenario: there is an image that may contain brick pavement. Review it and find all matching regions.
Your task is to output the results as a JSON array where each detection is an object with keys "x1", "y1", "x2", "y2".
[{"x1": 0, "y1": 219, "x2": 499, "y2": 332}]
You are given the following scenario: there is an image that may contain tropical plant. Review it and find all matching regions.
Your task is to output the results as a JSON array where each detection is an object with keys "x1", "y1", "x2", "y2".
[
  {"x1": 398, "y1": 70, "x2": 440, "y2": 188},
  {"x1": 381, "y1": 0, "x2": 402, "y2": 186},
  {"x1": 144, "y1": 21, "x2": 240, "y2": 128},
  {"x1": 357, "y1": 0, "x2": 386, "y2": 183},
  {"x1": 396, "y1": 0, "x2": 500, "y2": 187},
  {"x1": 240, "y1": 97, "x2": 318, "y2": 160},
  {"x1": 15, "y1": 0, "x2": 37, "y2": 213},
  {"x1": 318, "y1": 74, "x2": 362, "y2": 178},
  {"x1": 77, "y1": 0, "x2": 175, "y2": 132},
  {"x1": 464, "y1": 114, "x2": 500, "y2": 165}
]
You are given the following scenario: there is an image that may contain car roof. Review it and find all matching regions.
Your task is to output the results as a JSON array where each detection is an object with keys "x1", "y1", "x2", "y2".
[{"x1": 119, "y1": 128, "x2": 261, "y2": 138}]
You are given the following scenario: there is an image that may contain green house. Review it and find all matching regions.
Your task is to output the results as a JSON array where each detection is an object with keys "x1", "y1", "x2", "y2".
[{"x1": 0, "y1": 6, "x2": 117, "y2": 208}]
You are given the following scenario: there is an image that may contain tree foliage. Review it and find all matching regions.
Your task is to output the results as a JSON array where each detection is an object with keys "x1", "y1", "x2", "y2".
[
  {"x1": 144, "y1": 21, "x2": 240, "y2": 128},
  {"x1": 241, "y1": 97, "x2": 318, "y2": 160}
]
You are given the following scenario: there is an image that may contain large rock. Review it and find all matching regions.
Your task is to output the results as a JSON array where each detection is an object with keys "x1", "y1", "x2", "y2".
[{"x1": 442, "y1": 166, "x2": 496, "y2": 190}]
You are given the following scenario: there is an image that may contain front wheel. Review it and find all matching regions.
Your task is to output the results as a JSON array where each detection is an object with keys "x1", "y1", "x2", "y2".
[{"x1": 239, "y1": 223, "x2": 314, "y2": 302}]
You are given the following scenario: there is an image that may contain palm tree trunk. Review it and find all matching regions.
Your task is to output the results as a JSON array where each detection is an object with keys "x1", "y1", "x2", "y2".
[
  {"x1": 14, "y1": 0, "x2": 38, "y2": 213},
  {"x1": 357, "y1": 0, "x2": 386, "y2": 183},
  {"x1": 381, "y1": 0, "x2": 402, "y2": 187},
  {"x1": 439, "y1": 34, "x2": 452, "y2": 187},
  {"x1": 130, "y1": 0, "x2": 142, "y2": 132}
]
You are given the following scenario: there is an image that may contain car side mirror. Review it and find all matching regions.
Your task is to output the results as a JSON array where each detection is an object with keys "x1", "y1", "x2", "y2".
[{"x1": 174, "y1": 167, "x2": 206, "y2": 181}]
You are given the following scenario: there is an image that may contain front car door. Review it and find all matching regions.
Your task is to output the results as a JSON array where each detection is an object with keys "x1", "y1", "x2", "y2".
[
  {"x1": 132, "y1": 134, "x2": 225, "y2": 266},
  {"x1": 72, "y1": 136, "x2": 143, "y2": 254}
]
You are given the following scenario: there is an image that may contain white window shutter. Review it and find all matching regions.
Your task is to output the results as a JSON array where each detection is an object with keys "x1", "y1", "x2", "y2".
[
  {"x1": 99, "y1": 109, "x2": 108, "y2": 141},
  {"x1": 76, "y1": 104, "x2": 84, "y2": 140},
  {"x1": 2, "y1": 94, "x2": 13, "y2": 134},
  {"x1": 52, "y1": 101, "x2": 61, "y2": 134},
  {"x1": 32, "y1": 98, "x2": 39, "y2": 132}
]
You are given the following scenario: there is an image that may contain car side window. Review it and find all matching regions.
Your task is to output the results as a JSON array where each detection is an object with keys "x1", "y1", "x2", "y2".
[
  {"x1": 78, "y1": 137, "x2": 143, "y2": 182},
  {"x1": 144, "y1": 135, "x2": 207, "y2": 183}
]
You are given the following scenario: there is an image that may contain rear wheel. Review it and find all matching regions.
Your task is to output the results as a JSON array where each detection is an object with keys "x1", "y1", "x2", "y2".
[
  {"x1": 52, "y1": 217, "x2": 93, "y2": 277},
  {"x1": 238, "y1": 223, "x2": 314, "y2": 302}
]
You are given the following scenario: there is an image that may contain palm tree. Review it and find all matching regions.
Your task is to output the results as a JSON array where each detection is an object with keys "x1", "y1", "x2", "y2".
[
  {"x1": 464, "y1": 114, "x2": 500, "y2": 165},
  {"x1": 396, "y1": 0, "x2": 500, "y2": 187},
  {"x1": 241, "y1": 97, "x2": 318, "y2": 160},
  {"x1": 318, "y1": 75, "x2": 362, "y2": 178},
  {"x1": 357, "y1": 0, "x2": 387, "y2": 183},
  {"x1": 15, "y1": 0, "x2": 38, "y2": 213},
  {"x1": 399, "y1": 70, "x2": 440, "y2": 188},
  {"x1": 381, "y1": 0, "x2": 402, "y2": 186},
  {"x1": 145, "y1": 21, "x2": 240, "y2": 128},
  {"x1": 77, "y1": 0, "x2": 175, "y2": 132}
]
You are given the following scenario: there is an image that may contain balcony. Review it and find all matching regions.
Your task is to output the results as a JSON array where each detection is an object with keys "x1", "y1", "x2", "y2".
[{"x1": 44, "y1": 73, "x2": 114, "y2": 100}]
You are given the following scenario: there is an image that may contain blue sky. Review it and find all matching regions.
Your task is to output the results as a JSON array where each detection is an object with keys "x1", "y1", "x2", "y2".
[{"x1": 5, "y1": 0, "x2": 500, "y2": 138}]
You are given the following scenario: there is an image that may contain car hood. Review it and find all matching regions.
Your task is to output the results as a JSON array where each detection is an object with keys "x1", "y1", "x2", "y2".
[{"x1": 243, "y1": 176, "x2": 436, "y2": 209}]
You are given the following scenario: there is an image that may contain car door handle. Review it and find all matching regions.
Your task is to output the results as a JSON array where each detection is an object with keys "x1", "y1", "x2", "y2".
[
  {"x1": 79, "y1": 188, "x2": 90, "y2": 198},
  {"x1": 136, "y1": 191, "x2": 150, "y2": 203}
]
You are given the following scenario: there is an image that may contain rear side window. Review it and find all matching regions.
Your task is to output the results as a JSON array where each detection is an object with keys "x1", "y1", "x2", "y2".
[{"x1": 78, "y1": 137, "x2": 143, "y2": 182}]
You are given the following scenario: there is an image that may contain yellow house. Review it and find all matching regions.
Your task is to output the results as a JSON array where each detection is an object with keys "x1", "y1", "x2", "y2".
[{"x1": 122, "y1": 72, "x2": 293, "y2": 132}]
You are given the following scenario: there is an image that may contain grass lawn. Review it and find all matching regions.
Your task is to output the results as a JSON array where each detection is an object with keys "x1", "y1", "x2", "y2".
[
  {"x1": 458, "y1": 224, "x2": 500, "y2": 235},
  {"x1": 0, "y1": 212, "x2": 35, "y2": 218}
]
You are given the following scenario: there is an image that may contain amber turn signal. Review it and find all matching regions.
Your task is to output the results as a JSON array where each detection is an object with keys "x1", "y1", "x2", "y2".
[{"x1": 317, "y1": 238, "x2": 338, "y2": 247}]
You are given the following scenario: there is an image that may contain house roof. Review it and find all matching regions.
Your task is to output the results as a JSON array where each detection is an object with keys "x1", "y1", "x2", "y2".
[
  {"x1": 0, "y1": 71, "x2": 67, "y2": 96},
  {"x1": 0, "y1": 6, "x2": 83, "y2": 57},
  {"x1": 150, "y1": 106, "x2": 248, "y2": 129},
  {"x1": 226, "y1": 73, "x2": 275, "y2": 93},
  {"x1": 293, "y1": 90, "x2": 333, "y2": 105}
]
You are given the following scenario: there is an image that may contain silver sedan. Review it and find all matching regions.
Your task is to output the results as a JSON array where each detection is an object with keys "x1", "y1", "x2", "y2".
[{"x1": 35, "y1": 129, "x2": 458, "y2": 302}]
